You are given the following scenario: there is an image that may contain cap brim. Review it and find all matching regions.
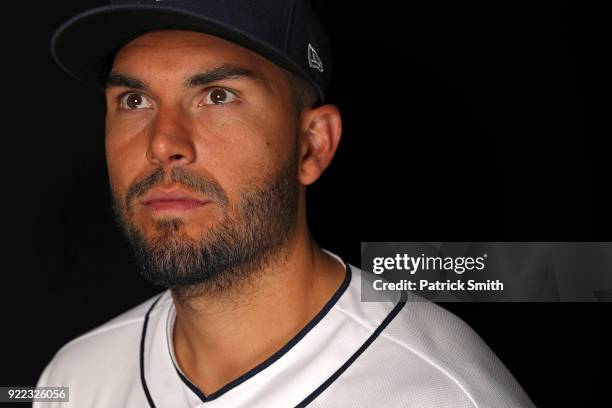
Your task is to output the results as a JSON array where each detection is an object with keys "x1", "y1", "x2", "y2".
[{"x1": 51, "y1": 5, "x2": 324, "y2": 100}]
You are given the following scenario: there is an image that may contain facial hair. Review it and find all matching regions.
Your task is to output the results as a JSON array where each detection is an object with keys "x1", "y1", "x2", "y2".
[{"x1": 112, "y1": 145, "x2": 299, "y2": 301}]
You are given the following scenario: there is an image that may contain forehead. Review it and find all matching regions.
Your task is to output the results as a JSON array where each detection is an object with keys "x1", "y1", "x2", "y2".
[{"x1": 112, "y1": 29, "x2": 284, "y2": 84}]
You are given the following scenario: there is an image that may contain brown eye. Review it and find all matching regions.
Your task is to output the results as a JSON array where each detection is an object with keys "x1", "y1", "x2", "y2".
[
  {"x1": 198, "y1": 88, "x2": 237, "y2": 106},
  {"x1": 119, "y1": 92, "x2": 153, "y2": 110},
  {"x1": 210, "y1": 89, "x2": 228, "y2": 103},
  {"x1": 126, "y1": 94, "x2": 142, "y2": 109}
]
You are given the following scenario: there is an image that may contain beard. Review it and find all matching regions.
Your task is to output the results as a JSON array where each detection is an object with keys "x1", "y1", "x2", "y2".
[{"x1": 112, "y1": 145, "x2": 299, "y2": 300}]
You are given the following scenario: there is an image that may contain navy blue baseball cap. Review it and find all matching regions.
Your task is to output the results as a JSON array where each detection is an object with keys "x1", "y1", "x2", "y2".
[{"x1": 51, "y1": 0, "x2": 332, "y2": 103}]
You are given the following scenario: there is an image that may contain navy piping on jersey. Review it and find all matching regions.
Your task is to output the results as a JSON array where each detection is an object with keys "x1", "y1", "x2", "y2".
[
  {"x1": 295, "y1": 293, "x2": 408, "y2": 407},
  {"x1": 140, "y1": 259, "x2": 351, "y2": 406},
  {"x1": 140, "y1": 294, "x2": 165, "y2": 408}
]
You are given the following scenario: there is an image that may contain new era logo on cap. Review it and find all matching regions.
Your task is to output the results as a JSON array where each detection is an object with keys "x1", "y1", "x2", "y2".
[{"x1": 308, "y1": 43, "x2": 324, "y2": 73}]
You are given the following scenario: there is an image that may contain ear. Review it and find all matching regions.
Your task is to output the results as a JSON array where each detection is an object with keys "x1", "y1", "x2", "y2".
[{"x1": 297, "y1": 104, "x2": 343, "y2": 186}]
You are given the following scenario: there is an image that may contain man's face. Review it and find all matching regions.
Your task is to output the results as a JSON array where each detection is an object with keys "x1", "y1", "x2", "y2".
[{"x1": 105, "y1": 30, "x2": 300, "y2": 295}]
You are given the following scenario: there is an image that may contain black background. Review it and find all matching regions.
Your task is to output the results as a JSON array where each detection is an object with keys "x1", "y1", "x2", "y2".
[{"x1": 2, "y1": 1, "x2": 610, "y2": 407}]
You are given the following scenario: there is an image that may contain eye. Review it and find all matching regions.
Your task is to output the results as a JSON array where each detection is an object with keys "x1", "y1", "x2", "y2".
[
  {"x1": 197, "y1": 87, "x2": 237, "y2": 106},
  {"x1": 119, "y1": 92, "x2": 153, "y2": 110}
]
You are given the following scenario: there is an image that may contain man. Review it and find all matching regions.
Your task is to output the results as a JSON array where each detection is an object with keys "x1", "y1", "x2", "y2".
[{"x1": 37, "y1": 1, "x2": 534, "y2": 407}]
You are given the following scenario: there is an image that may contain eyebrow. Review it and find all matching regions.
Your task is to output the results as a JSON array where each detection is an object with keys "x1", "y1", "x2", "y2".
[
  {"x1": 105, "y1": 64, "x2": 269, "y2": 92},
  {"x1": 106, "y1": 74, "x2": 147, "y2": 90},
  {"x1": 185, "y1": 64, "x2": 264, "y2": 88}
]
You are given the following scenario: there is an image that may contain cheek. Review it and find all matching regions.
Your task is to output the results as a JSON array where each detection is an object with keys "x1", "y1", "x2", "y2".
[
  {"x1": 191, "y1": 107, "x2": 293, "y2": 187},
  {"x1": 105, "y1": 107, "x2": 151, "y2": 143},
  {"x1": 105, "y1": 128, "x2": 147, "y2": 208},
  {"x1": 192, "y1": 111, "x2": 250, "y2": 168}
]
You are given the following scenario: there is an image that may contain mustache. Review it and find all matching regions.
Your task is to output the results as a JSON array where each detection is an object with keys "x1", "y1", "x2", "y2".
[{"x1": 125, "y1": 167, "x2": 229, "y2": 210}]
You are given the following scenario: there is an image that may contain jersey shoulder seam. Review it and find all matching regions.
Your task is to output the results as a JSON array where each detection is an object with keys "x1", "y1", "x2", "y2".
[
  {"x1": 335, "y1": 303, "x2": 387, "y2": 333},
  {"x1": 55, "y1": 302, "x2": 166, "y2": 356},
  {"x1": 377, "y1": 329, "x2": 478, "y2": 407},
  {"x1": 334, "y1": 303, "x2": 478, "y2": 408}
]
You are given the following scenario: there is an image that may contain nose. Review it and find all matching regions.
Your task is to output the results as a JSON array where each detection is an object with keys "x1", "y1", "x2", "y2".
[{"x1": 146, "y1": 105, "x2": 196, "y2": 167}]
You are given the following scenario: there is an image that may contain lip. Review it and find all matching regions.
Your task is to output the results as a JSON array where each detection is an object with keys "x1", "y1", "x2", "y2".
[{"x1": 141, "y1": 188, "x2": 210, "y2": 212}]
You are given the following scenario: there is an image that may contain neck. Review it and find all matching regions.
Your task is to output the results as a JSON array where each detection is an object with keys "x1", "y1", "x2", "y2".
[{"x1": 169, "y1": 222, "x2": 346, "y2": 395}]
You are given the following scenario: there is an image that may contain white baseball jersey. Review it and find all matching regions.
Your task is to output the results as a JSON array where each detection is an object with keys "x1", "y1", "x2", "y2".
[{"x1": 35, "y1": 250, "x2": 534, "y2": 407}]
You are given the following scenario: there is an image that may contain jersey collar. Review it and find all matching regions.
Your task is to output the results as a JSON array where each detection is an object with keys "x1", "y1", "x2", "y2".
[{"x1": 139, "y1": 253, "x2": 398, "y2": 407}]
